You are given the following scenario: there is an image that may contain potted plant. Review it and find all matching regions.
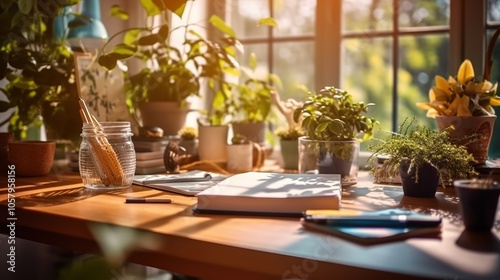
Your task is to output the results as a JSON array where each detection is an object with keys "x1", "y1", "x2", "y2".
[
  {"x1": 178, "y1": 126, "x2": 198, "y2": 157},
  {"x1": 98, "y1": 2, "x2": 240, "y2": 136},
  {"x1": 231, "y1": 52, "x2": 282, "y2": 145},
  {"x1": 368, "y1": 117, "x2": 478, "y2": 198},
  {"x1": 293, "y1": 86, "x2": 378, "y2": 186},
  {"x1": 0, "y1": 0, "x2": 83, "y2": 142},
  {"x1": 416, "y1": 30, "x2": 500, "y2": 165},
  {"x1": 226, "y1": 134, "x2": 253, "y2": 173},
  {"x1": 275, "y1": 126, "x2": 304, "y2": 170}
]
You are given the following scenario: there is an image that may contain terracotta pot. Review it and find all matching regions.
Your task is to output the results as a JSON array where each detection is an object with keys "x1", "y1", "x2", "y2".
[
  {"x1": 8, "y1": 141, "x2": 56, "y2": 176},
  {"x1": 435, "y1": 116, "x2": 496, "y2": 165},
  {"x1": 137, "y1": 102, "x2": 191, "y2": 136}
]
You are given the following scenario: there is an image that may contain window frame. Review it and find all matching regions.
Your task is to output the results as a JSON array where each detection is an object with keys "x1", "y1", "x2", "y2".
[{"x1": 124, "y1": 0, "x2": 498, "y2": 131}]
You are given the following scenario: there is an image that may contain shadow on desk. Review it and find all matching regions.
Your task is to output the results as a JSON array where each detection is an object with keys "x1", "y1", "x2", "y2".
[{"x1": 456, "y1": 230, "x2": 500, "y2": 253}]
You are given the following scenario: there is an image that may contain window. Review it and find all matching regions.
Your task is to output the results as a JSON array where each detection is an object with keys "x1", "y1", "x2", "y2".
[{"x1": 224, "y1": 0, "x2": 496, "y2": 134}]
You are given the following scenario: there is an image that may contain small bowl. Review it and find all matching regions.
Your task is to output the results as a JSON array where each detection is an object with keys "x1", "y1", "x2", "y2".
[{"x1": 8, "y1": 141, "x2": 56, "y2": 176}]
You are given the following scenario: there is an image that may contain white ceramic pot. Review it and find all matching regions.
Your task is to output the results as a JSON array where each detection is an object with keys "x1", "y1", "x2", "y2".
[{"x1": 227, "y1": 143, "x2": 253, "y2": 173}]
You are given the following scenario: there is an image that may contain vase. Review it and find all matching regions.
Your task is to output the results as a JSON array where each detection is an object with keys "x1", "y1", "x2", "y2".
[
  {"x1": 298, "y1": 137, "x2": 359, "y2": 186},
  {"x1": 399, "y1": 162, "x2": 439, "y2": 198},
  {"x1": 435, "y1": 116, "x2": 496, "y2": 165}
]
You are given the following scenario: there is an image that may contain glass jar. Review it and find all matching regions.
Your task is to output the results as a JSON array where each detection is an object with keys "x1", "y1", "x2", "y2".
[{"x1": 79, "y1": 122, "x2": 136, "y2": 189}]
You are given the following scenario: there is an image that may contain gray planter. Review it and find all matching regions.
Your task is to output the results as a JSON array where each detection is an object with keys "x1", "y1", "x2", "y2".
[{"x1": 279, "y1": 139, "x2": 299, "y2": 170}]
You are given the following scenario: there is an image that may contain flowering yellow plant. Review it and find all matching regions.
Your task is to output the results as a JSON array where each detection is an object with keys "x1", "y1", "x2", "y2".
[{"x1": 416, "y1": 59, "x2": 500, "y2": 117}]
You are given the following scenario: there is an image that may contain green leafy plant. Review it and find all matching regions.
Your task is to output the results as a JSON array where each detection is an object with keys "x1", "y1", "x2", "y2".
[
  {"x1": 232, "y1": 52, "x2": 282, "y2": 123},
  {"x1": 275, "y1": 126, "x2": 304, "y2": 141},
  {"x1": 231, "y1": 134, "x2": 250, "y2": 145},
  {"x1": 294, "y1": 86, "x2": 378, "y2": 142},
  {"x1": 98, "y1": 3, "x2": 240, "y2": 125},
  {"x1": 367, "y1": 117, "x2": 479, "y2": 186},
  {"x1": 0, "y1": 0, "x2": 83, "y2": 140},
  {"x1": 178, "y1": 126, "x2": 197, "y2": 140}
]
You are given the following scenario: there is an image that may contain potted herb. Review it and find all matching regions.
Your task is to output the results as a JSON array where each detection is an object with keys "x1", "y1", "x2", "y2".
[
  {"x1": 368, "y1": 117, "x2": 478, "y2": 198},
  {"x1": 178, "y1": 126, "x2": 198, "y2": 157},
  {"x1": 98, "y1": 3, "x2": 239, "y2": 136},
  {"x1": 416, "y1": 30, "x2": 500, "y2": 164},
  {"x1": 294, "y1": 86, "x2": 378, "y2": 186},
  {"x1": 231, "y1": 52, "x2": 282, "y2": 145},
  {"x1": 275, "y1": 126, "x2": 304, "y2": 170},
  {"x1": 0, "y1": 0, "x2": 83, "y2": 142}
]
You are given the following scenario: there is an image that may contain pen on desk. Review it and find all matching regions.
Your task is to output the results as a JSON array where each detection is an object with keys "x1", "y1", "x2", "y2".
[
  {"x1": 125, "y1": 197, "x2": 172, "y2": 204},
  {"x1": 304, "y1": 215, "x2": 442, "y2": 228}
]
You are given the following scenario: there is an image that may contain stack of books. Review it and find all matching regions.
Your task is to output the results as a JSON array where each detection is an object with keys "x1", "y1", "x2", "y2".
[
  {"x1": 133, "y1": 136, "x2": 175, "y2": 175},
  {"x1": 135, "y1": 150, "x2": 165, "y2": 175}
]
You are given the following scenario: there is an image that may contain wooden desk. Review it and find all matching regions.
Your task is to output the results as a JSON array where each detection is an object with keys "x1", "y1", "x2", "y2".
[{"x1": 1, "y1": 171, "x2": 499, "y2": 280}]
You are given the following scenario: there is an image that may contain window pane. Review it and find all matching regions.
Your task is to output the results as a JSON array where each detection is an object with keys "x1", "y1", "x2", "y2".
[
  {"x1": 273, "y1": 41, "x2": 315, "y2": 101},
  {"x1": 228, "y1": 0, "x2": 268, "y2": 38},
  {"x1": 398, "y1": 34, "x2": 449, "y2": 129},
  {"x1": 342, "y1": 0, "x2": 393, "y2": 32},
  {"x1": 342, "y1": 37, "x2": 393, "y2": 134},
  {"x1": 487, "y1": 28, "x2": 500, "y2": 158},
  {"x1": 238, "y1": 44, "x2": 269, "y2": 72},
  {"x1": 488, "y1": 0, "x2": 500, "y2": 23},
  {"x1": 398, "y1": 0, "x2": 450, "y2": 28},
  {"x1": 273, "y1": 0, "x2": 315, "y2": 37}
]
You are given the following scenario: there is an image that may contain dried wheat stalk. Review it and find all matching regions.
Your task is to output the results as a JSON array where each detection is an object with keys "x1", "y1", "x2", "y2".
[{"x1": 79, "y1": 99, "x2": 124, "y2": 187}]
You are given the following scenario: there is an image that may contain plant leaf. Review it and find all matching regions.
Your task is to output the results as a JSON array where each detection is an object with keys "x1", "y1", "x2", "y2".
[
  {"x1": 157, "y1": 23, "x2": 169, "y2": 40},
  {"x1": 110, "y1": 5, "x2": 129, "y2": 20},
  {"x1": 209, "y1": 15, "x2": 235, "y2": 38},
  {"x1": 124, "y1": 29, "x2": 141, "y2": 45},
  {"x1": 456, "y1": 59, "x2": 475, "y2": 85},
  {"x1": 140, "y1": 0, "x2": 162, "y2": 16},
  {"x1": 157, "y1": 0, "x2": 187, "y2": 18},
  {"x1": 257, "y1": 17, "x2": 279, "y2": 28},
  {"x1": 110, "y1": 43, "x2": 137, "y2": 59},
  {"x1": 137, "y1": 34, "x2": 162, "y2": 46},
  {"x1": 98, "y1": 54, "x2": 117, "y2": 71},
  {"x1": 17, "y1": 0, "x2": 33, "y2": 15},
  {"x1": 249, "y1": 53, "x2": 257, "y2": 72}
]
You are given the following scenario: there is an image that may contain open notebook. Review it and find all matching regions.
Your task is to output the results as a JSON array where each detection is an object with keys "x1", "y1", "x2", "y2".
[{"x1": 133, "y1": 170, "x2": 226, "y2": 196}]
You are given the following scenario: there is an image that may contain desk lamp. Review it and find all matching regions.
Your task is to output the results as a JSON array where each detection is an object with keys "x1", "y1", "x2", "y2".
[{"x1": 67, "y1": 0, "x2": 108, "y2": 52}]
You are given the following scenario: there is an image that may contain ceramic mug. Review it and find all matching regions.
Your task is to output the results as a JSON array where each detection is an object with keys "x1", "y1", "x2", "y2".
[{"x1": 8, "y1": 141, "x2": 56, "y2": 176}]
